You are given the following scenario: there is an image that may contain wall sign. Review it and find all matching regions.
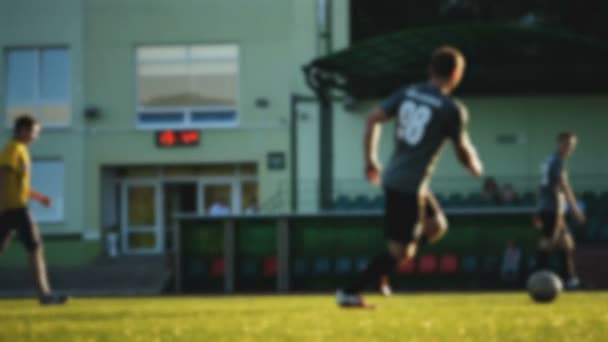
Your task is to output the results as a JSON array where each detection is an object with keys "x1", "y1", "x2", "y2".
[
  {"x1": 156, "y1": 130, "x2": 200, "y2": 147},
  {"x1": 267, "y1": 152, "x2": 286, "y2": 171}
]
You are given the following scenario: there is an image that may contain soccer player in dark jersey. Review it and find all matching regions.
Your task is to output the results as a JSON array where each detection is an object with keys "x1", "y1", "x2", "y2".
[
  {"x1": 0, "y1": 115, "x2": 69, "y2": 305},
  {"x1": 534, "y1": 132, "x2": 585, "y2": 289},
  {"x1": 337, "y1": 46, "x2": 483, "y2": 307}
]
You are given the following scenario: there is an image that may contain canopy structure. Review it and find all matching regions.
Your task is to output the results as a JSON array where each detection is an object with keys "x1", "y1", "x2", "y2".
[
  {"x1": 305, "y1": 24, "x2": 608, "y2": 99},
  {"x1": 304, "y1": 24, "x2": 608, "y2": 210}
]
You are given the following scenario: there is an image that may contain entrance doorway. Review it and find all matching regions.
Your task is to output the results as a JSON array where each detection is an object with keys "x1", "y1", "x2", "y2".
[
  {"x1": 105, "y1": 164, "x2": 258, "y2": 255},
  {"x1": 120, "y1": 180, "x2": 163, "y2": 254}
]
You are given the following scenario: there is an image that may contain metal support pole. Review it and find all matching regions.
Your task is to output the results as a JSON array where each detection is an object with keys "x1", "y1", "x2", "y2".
[
  {"x1": 277, "y1": 218, "x2": 290, "y2": 292},
  {"x1": 318, "y1": 88, "x2": 334, "y2": 211},
  {"x1": 290, "y1": 95, "x2": 299, "y2": 213},
  {"x1": 173, "y1": 217, "x2": 182, "y2": 294},
  {"x1": 224, "y1": 219, "x2": 236, "y2": 294}
]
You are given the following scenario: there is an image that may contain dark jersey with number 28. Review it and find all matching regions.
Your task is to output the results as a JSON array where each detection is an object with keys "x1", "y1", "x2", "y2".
[{"x1": 381, "y1": 82, "x2": 468, "y2": 193}]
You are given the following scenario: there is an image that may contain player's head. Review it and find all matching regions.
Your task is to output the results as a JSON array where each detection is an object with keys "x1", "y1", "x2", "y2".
[
  {"x1": 556, "y1": 131, "x2": 577, "y2": 157},
  {"x1": 13, "y1": 114, "x2": 40, "y2": 144},
  {"x1": 429, "y1": 46, "x2": 466, "y2": 92}
]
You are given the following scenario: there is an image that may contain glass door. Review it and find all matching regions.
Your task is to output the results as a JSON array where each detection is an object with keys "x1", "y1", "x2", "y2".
[
  {"x1": 121, "y1": 180, "x2": 163, "y2": 254},
  {"x1": 200, "y1": 180, "x2": 239, "y2": 216}
]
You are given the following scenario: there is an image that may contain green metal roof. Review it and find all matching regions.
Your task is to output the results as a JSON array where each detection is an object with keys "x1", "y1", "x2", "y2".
[{"x1": 305, "y1": 24, "x2": 608, "y2": 98}]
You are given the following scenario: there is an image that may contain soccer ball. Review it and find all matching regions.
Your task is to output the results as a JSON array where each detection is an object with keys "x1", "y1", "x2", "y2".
[{"x1": 527, "y1": 270, "x2": 563, "y2": 303}]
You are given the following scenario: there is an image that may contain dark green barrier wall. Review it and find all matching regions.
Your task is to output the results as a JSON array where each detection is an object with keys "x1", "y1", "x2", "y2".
[
  {"x1": 181, "y1": 221, "x2": 224, "y2": 292},
  {"x1": 179, "y1": 214, "x2": 551, "y2": 293},
  {"x1": 235, "y1": 220, "x2": 277, "y2": 292}
]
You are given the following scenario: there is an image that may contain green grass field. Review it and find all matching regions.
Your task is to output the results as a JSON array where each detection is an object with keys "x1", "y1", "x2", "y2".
[{"x1": 1, "y1": 292, "x2": 607, "y2": 341}]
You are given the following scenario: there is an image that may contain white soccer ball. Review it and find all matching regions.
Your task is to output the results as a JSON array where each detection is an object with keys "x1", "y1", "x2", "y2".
[{"x1": 527, "y1": 270, "x2": 563, "y2": 303}]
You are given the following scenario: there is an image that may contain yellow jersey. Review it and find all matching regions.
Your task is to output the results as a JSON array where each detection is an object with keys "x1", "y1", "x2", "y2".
[{"x1": 0, "y1": 140, "x2": 30, "y2": 210}]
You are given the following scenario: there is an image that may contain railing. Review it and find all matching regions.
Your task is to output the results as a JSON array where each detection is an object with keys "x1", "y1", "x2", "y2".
[{"x1": 266, "y1": 175, "x2": 608, "y2": 214}]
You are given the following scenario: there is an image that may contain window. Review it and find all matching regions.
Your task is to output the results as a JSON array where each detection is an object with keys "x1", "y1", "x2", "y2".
[
  {"x1": 5, "y1": 48, "x2": 71, "y2": 127},
  {"x1": 136, "y1": 45, "x2": 239, "y2": 129},
  {"x1": 30, "y1": 160, "x2": 65, "y2": 223}
]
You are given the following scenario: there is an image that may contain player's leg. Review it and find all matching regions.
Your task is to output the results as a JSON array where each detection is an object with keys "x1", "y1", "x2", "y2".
[
  {"x1": 0, "y1": 211, "x2": 16, "y2": 254},
  {"x1": 535, "y1": 211, "x2": 558, "y2": 271},
  {"x1": 419, "y1": 191, "x2": 448, "y2": 245},
  {"x1": 556, "y1": 225, "x2": 579, "y2": 288},
  {"x1": 338, "y1": 190, "x2": 419, "y2": 307},
  {"x1": 17, "y1": 209, "x2": 68, "y2": 304},
  {"x1": 380, "y1": 191, "x2": 443, "y2": 296}
]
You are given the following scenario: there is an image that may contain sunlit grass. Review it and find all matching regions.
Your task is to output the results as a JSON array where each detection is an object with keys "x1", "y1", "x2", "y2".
[{"x1": 0, "y1": 292, "x2": 607, "y2": 341}]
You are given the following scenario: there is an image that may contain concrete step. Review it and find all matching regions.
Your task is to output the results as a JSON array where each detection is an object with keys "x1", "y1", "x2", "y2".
[{"x1": 0, "y1": 255, "x2": 170, "y2": 297}]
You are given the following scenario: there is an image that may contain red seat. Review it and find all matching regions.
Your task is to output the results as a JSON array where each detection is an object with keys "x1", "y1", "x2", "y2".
[
  {"x1": 398, "y1": 258, "x2": 416, "y2": 274},
  {"x1": 210, "y1": 257, "x2": 225, "y2": 277},
  {"x1": 263, "y1": 256, "x2": 278, "y2": 277},
  {"x1": 418, "y1": 255, "x2": 437, "y2": 274},
  {"x1": 439, "y1": 254, "x2": 459, "y2": 274}
]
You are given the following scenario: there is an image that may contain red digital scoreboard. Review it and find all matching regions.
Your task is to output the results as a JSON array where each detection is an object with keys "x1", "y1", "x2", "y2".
[{"x1": 156, "y1": 130, "x2": 200, "y2": 148}]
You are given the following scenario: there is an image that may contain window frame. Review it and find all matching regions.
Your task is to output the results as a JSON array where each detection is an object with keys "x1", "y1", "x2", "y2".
[
  {"x1": 134, "y1": 44, "x2": 241, "y2": 130},
  {"x1": 4, "y1": 46, "x2": 72, "y2": 129}
]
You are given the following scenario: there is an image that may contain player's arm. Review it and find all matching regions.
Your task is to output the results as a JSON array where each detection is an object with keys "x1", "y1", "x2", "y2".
[
  {"x1": 453, "y1": 132, "x2": 483, "y2": 177},
  {"x1": 364, "y1": 88, "x2": 402, "y2": 185},
  {"x1": 364, "y1": 108, "x2": 391, "y2": 185},
  {"x1": 30, "y1": 190, "x2": 51, "y2": 207},
  {"x1": 450, "y1": 104, "x2": 483, "y2": 177},
  {"x1": 559, "y1": 172, "x2": 585, "y2": 224}
]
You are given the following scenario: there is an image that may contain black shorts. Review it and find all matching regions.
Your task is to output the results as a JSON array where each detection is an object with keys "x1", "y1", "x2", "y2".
[
  {"x1": 0, "y1": 208, "x2": 39, "y2": 252},
  {"x1": 538, "y1": 210, "x2": 561, "y2": 239},
  {"x1": 384, "y1": 188, "x2": 437, "y2": 244}
]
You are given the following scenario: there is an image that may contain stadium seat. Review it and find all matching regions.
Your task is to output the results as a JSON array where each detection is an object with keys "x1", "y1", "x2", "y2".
[
  {"x1": 370, "y1": 195, "x2": 385, "y2": 210},
  {"x1": 466, "y1": 192, "x2": 484, "y2": 207},
  {"x1": 240, "y1": 257, "x2": 258, "y2": 277},
  {"x1": 418, "y1": 255, "x2": 437, "y2": 274},
  {"x1": 582, "y1": 191, "x2": 597, "y2": 208},
  {"x1": 335, "y1": 257, "x2": 353, "y2": 274},
  {"x1": 263, "y1": 256, "x2": 278, "y2": 277},
  {"x1": 461, "y1": 256, "x2": 478, "y2": 273},
  {"x1": 292, "y1": 257, "x2": 309, "y2": 276},
  {"x1": 210, "y1": 257, "x2": 225, "y2": 277},
  {"x1": 482, "y1": 256, "x2": 498, "y2": 273},
  {"x1": 521, "y1": 192, "x2": 536, "y2": 206},
  {"x1": 353, "y1": 195, "x2": 371, "y2": 210},
  {"x1": 584, "y1": 218, "x2": 600, "y2": 241},
  {"x1": 398, "y1": 258, "x2": 416, "y2": 274},
  {"x1": 354, "y1": 256, "x2": 369, "y2": 272},
  {"x1": 439, "y1": 254, "x2": 459, "y2": 274},
  {"x1": 445, "y1": 193, "x2": 464, "y2": 208},
  {"x1": 186, "y1": 258, "x2": 207, "y2": 277},
  {"x1": 313, "y1": 257, "x2": 331, "y2": 275},
  {"x1": 434, "y1": 193, "x2": 446, "y2": 205},
  {"x1": 334, "y1": 195, "x2": 352, "y2": 211}
]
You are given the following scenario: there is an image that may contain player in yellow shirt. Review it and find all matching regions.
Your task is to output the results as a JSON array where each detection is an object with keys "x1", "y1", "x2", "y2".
[{"x1": 0, "y1": 114, "x2": 68, "y2": 305}]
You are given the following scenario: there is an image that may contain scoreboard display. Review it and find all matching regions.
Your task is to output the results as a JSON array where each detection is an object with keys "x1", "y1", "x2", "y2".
[{"x1": 156, "y1": 130, "x2": 201, "y2": 148}]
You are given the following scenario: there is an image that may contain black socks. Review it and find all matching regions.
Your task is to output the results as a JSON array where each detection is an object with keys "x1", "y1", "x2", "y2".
[{"x1": 348, "y1": 252, "x2": 398, "y2": 294}]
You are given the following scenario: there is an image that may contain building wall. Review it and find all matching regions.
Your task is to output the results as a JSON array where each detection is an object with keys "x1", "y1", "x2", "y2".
[
  {"x1": 2, "y1": 0, "x2": 605, "y2": 269},
  {"x1": 82, "y1": 0, "x2": 329, "y2": 234},
  {"x1": 0, "y1": 0, "x2": 86, "y2": 236},
  {"x1": 328, "y1": 94, "x2": 608, "y2": 199}
]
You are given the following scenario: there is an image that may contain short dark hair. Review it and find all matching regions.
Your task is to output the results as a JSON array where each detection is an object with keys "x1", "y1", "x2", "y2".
[
  {"x1": 13, "y1": 114, "x2": 38, "y2": 136},
  {"x1": 430, "y1": 46, "x2": 464, "y2": 79},
  {"x1": 557, "y1": 131, "x2": 576, "y2": 143}
]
